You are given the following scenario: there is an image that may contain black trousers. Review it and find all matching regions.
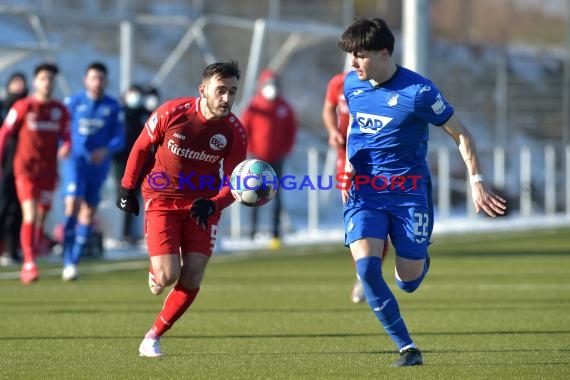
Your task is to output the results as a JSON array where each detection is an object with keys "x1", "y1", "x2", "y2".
[{"x1": 251, "y1": 159, "x2": 283, "y2": 239}]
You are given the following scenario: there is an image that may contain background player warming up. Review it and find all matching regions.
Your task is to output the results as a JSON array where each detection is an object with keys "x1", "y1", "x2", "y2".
[{"x1": 0, "y1": 63, "x2": 70, "y2": 284}]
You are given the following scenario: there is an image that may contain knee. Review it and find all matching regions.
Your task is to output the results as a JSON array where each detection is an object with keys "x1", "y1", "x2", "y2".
[
  {"x1": 396, "y1": 277, "x2": 422, "y2": 293},
  {"x1": 155, "y1": 270, "x2": 178, "y2": 287},
  {"x1": 179, "y1": 267, "x2": 206, "y2": 289},
  {"x1": 355, "y1": 256, "x2": 382, "y2": 283},
  {"x1": 395, "y1": 254, "x2": 430, "y2": 293}
]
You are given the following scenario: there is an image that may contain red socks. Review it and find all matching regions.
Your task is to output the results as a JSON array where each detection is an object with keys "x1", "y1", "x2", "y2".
[
  {"x1": 149, "y1": 283, "x2": 199, "y2": 338},
  {"x1": 20, "y1": 222, "x2": 35, "y2": 265}
]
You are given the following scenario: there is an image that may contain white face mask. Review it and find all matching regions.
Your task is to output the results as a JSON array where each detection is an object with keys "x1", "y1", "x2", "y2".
[
  {"x1": 261, "y1": 84, "x2": 277, "y2": 101},
  {"x1": 144, "y1": 95, "x2": 159, "y2": 111},
  {"x1": 125, "y1": 91, "x2": 142, "y2": 108}
]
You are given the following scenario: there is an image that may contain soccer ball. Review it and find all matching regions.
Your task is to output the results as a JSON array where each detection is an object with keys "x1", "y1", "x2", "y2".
[{"x1": 230, "y1": 159, "x2": 278, "y2": 207}]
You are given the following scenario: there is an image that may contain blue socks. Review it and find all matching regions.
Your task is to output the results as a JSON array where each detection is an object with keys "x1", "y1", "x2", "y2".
[
  {"x1": 71, "y1": 223, "x2": 91, "y2": 265},
  {"x1": 355, "y1": 256, "x2": 413, "y2": 350},
  {"x1": 63, "y1": 216, "x2": 77, "y2": 266},
  {"x1": 62, "y1": 217, "x2": 91, "y2": 266}
]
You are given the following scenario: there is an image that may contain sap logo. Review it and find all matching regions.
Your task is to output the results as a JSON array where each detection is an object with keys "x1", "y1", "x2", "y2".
[
  {"x1": 356, "y1": 112, "x2": 393, "y2": 134},
  {"x1": 173, "y1": 132, "x2": 186, "y2": 140},
  {"x1": 77, "y1": 118, "x2": 105, "y2": 135}
]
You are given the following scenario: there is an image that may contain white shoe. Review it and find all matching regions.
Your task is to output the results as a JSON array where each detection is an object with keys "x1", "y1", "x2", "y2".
[
  {"x1": 350, "y1": 280, "x2": 366, "y2": 304},
  {"x1": 139, "y1": 337, "x2": 163, "y2": 357},
  {"x1": 62, "y1": 264, "x2": 78, "y2": 281},
  {"x1": 148, "y1": 272, "x2": 164, "y2": 295}
]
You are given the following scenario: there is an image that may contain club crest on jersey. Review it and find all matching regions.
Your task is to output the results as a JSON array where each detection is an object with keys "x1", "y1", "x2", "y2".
[
  {"x1": 209, "y1": 133, "x2": 227, "y2": 151},
  {"x1": 356, "y1": 112, "x2": 393, "y2": 134},
  {"x1": 386, "y1": 93, "x2": 399, "y2": 107}
]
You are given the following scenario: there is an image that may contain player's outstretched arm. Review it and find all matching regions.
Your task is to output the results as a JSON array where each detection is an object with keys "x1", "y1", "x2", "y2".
[{"x1": 441, "y1": 114, "x2": 507, "y2": 217}]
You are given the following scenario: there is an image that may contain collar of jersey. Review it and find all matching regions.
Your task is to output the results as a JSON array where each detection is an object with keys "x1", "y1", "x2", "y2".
[
  {"x1": 368, "y1": 65, "x2": 401, "y2": 89},
  {"x1": 195, "y1": 97, "x2": 207, "y2": 123}
]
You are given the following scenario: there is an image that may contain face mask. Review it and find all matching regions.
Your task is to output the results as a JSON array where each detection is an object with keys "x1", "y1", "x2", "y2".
[
  {"x1": 125, "y1": 91, "x2": 142, "y2": 108},
  {"x1": 261, "y1": 84, "x2": 277, "y2": 101},
  {"x1": 144, "y1": 95, "x2": 159, "y2": 111}
]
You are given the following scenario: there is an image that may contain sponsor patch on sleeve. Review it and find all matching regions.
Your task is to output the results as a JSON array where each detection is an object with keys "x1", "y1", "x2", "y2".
[
  {"x1": 145, "y1": 112, "x2": 158, "y2": 138},
  {"x1": 4, "y1": 108, "x2": 17, "y2": 128},
  {"x1": 430, "y1": 93, "x2": 446, "y2": 115}
]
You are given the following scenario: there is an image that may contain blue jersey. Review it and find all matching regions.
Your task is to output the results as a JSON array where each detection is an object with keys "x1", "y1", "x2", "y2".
[
  {"x1": 65, "y1": 91, "x2": 125, "y2": 168},
  {"x1": 344, "y1": 66, "x2": 454, "y2": 206}
]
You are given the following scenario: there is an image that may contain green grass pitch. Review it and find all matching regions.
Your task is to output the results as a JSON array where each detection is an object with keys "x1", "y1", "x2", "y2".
[{"x1": 0, "y1": 228, "x2": 569, "y2": 379}]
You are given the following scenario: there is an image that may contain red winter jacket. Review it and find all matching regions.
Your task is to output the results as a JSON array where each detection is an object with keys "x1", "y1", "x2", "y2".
[{"x1": 241, "y1": 70, "x2": 297, "y2": 163}]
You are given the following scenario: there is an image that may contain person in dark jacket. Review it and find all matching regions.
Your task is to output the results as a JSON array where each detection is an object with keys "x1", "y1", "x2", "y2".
[
  {"x1": 113, "y1": 84, "x2": 159, "y2": 245},
  {"x1": 0, "y1": 72, "x2": 28, "y2": 265}
]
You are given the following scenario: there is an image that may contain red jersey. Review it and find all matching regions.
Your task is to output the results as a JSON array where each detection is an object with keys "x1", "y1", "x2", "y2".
[
  {"x1": 0, "y1": 96, "x2": 70, "y2": 181},
  {"x1": 122, "y1": 97, "x2": 247, "y2": 212},
  {"x1": 241, "y1": 95, "x2": 297, "y2": 163},
  {"x1": 325, "y1": 73, "x2": 350, "y2": 140}
]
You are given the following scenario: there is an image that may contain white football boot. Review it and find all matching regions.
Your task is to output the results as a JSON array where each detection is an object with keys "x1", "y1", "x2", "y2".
[
  {"x1": 148, "y1": 271, "x2": 165, "y2": 295},
  {"x1": 139, "y1": 337, "x2": 163, "y2": 357},
  {"x1": 350, "y1": 279, "x2": 365, "y2": 304},
  {"x1": 62, "y1": 264, "x2": 78, "y2": 281}
]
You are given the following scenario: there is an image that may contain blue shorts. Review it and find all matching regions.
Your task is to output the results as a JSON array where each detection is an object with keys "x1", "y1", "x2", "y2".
[
  {"x1": 344, "y1": 196, "x2": 433, "y2": 260},
  {"x1": 62, "y1": 159, "x2": 109, "y2": 207}
]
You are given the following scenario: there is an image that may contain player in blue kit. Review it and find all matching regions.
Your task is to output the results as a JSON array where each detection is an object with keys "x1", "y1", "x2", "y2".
[
  {"x1": 338, "y1": 18, "x2": 506, "y2": 366},
  {"x1": 61, "y1": 62, "x2": 125, "y2": 280}
]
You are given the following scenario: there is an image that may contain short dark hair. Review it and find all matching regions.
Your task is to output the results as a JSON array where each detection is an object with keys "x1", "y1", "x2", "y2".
[
  {"x1": 338, "y1": 18, "x2": 395, "y2": 56},
  {"x1": 85, "y1": 61, "x2": 108, "y2": 76},
  {"x1": 34, "y1": 62, "x2": 59, "y2": 77},
  {"x1": 202, "y1": 60, "x2": 240, "y2": 81},
  {"x1": 8, "y1": 72, "x2": 27, "y2": 85}
]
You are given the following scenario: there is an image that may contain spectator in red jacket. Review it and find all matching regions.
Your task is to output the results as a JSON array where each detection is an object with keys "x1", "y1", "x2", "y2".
[{"x1": 241, "y1": 70, "x2": 297, "y2": 248}]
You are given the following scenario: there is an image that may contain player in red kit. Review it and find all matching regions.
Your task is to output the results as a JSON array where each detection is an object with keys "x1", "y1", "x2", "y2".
[
  {"x1": 322, "y1": 72, "x2": 389, "y2": 303},
  {"x1": 322, "y1": 72, "x2": 350, "y2": 176},
  {"x1": 116, "y1": 61, "x2": 246, "y2": 357},
  {"x1": 0, "y1": 62, "x2": 70, "y2": 284}
]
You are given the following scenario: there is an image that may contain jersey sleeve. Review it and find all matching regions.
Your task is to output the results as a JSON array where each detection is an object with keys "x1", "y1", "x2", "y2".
[
  {"x1": 325, "y1": 74, "x2": 343, "y2": 106},
  {"x1": 143, "y1": 100, "x2": 177, "y2": 144},
  {"x1": 0, "y1": 101, "x2": 25, "y2": 162},
  {"x1": 1, "y1": 100, "x2": 25, "y2": 133},
  {"x1": 66, "y1": 95, "x2": 90, "y2": 161},
  {"x1": 211, "y1": 117, "x2": 248, "y2": 212},
  {"x1": 414, "y1": 81, "x2": 454, "y2": 126},
  {"x1": 59, "y1": 105, "x2": 71, "y2": 148}
]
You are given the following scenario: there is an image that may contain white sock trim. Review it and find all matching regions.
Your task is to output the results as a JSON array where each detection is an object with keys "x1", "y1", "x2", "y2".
[{"x1": 400, "y1": 343, "x2": 417, "y2": 352}]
